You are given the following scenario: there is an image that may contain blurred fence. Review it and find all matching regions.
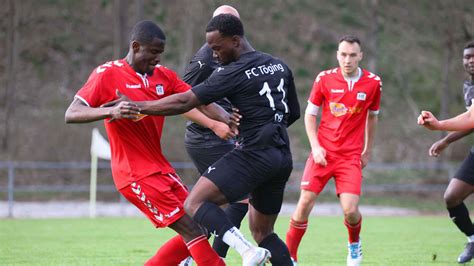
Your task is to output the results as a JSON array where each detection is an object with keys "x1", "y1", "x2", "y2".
[{"x1": 0, "y1": 160, "x2": 458, "y2": 218}]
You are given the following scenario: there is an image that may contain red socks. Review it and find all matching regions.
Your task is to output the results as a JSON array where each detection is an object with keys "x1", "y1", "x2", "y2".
[
  {"x1": 145, "y1": 235, "x2": 189, "y2": 265},
  {"x1": 145, "y1": 235, "x2": 224, "y2": 266},
  {"x1": 286, "y1": 218, "x2": 308, "y2": 262},
  {"x1": 344, "y1": 217, "x2": 362, "y2": 243},
  {"x1": 187, "y1": 235, "x2": 225, "y2": 266}
]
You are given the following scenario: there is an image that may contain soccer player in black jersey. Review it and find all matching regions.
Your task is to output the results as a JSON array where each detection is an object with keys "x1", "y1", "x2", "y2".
[
  {"x1": 181, "y1": 5, "x2": 249, "y2": 264},
  {"x1": 418, "y1": 41, "x2": 474, "y2": 264},
  {"x1": 116, "y1": 14, "x2": 300, "y2": 265}
]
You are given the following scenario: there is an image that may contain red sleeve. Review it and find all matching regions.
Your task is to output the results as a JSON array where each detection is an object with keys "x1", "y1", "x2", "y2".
[
  {"x1": 75, "y1": 67, "x2": 115, "y2": 107},
  {"x1": 162, "y1": 67, "x2": 191, "y2": 94},
  {"x1": 369, "y1": 79, "x2": 382, "y2": 111},
  {"x1": 308, "y1": 72, "x2": 325, "y2": 106},
  {"x1": 173, "y1": 76, "x2": 191, "y2": 94}
]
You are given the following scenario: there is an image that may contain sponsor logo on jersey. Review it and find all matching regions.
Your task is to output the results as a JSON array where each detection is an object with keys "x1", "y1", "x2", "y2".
[
  {"x1": 155, "y1": 84, "x2": 164, "y2": 95},
  {"x1": 126, "y1": 84, "x2": 141, "y2": 89},
  {"x1": 357, "y1": 92, "x2": 367, "y2": 101},
  {"x1": 331, "y1": 88, "x2": 344, "y2": 93},
  {"x1": 329, "y1": 102, "x2": 348, "y2": 117},
  {"x1": 132, "y1": 114, "x2": 147, "y2": 122}
]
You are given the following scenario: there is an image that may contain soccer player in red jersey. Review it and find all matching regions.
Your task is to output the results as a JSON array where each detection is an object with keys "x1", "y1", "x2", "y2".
[
  {"x1": 65, "y1": 20, "x2": 226, "y2": 266},
  {"x1": 418, "y1": 41, "x2": 474, "y2": 264},
  {"x1": 108, "y1": 14, "x2": 301, "y2": 266},
  {"x1": 285, "y1": 35, "x2": 382, "y2": 266}
]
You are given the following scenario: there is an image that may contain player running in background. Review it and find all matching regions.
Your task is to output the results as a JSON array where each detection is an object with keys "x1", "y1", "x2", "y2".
[
  {"x1": 112, "y1": 14, "x2": 300, "y2": 265},
  {"x1": 65, "y1": 20, "x2": 225, "y2": 266},
  {"x1": 418, "y1": 41, "x2": 474, "y2": 264},
  {"x1": 181, "y1": 5, "x2": 249, "y2": 263},
  {"x1": 285, "y1": 36, "x2": 381, "y2": 266}
]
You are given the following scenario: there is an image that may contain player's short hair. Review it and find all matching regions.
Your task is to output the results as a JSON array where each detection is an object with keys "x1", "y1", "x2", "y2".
[
  {"x1": 130, "y1": 20, "x2": 166, "y2": 44},
  {"x1": 206, "y1": 14, "x2": 244, "y2": 37},
  {"x1": 464, "y1": 41, "x2": 474, "y2": 50},
  {"x1": 339, "y1": 35, "x2": 361, "y2": 46}
]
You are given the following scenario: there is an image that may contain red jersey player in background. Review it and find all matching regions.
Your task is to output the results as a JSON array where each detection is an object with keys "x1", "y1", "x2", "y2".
[
  {"x1": 285, "y1": 35, "x2": 382, "y2": 266},
  {"x1": 65, "y1": 20, "x2": 230, "y2": 266}
]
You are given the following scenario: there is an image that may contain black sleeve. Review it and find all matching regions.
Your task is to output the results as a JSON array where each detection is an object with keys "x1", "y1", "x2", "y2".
[
  {"x1": 286, "y1": 70, "x2": 300, "y2": 127},
  {"x1": 183, "y1": 59, "x2": 215, "y2": 86},
  {"x1": 192, "y1": 66, "x2": 238, "y2": 105}
]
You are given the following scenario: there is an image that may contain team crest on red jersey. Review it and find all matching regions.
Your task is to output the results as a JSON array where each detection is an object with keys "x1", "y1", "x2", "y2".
[
  {"x1": 155, "y1": 84, "x2": 164, "y2": 95},
  {"x1": 357, "y1": 92, "x2": 366, "y2": 101}
]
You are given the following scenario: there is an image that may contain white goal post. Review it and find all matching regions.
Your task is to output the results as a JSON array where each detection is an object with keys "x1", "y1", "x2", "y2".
[{"x1": 89, "y1": 128, "x2": 111, "y2": 218}]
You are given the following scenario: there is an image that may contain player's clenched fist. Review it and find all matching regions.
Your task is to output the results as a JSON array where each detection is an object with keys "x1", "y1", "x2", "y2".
[{"x1": 417, "y1": 110, "x2": 440, "y2": 130}]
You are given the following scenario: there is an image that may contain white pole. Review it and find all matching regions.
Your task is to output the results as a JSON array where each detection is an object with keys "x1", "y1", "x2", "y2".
[
  {"x1": 90, "y1": 152, "x2": 98, "y2": 218},
  {"x1": 89, "y1": 128, "x2": 111, "y2": 218}
]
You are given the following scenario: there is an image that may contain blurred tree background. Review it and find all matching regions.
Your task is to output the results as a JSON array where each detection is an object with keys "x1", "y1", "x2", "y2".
[{"x1": 0, "y1": 0, "x2": 473, "y2": 165}]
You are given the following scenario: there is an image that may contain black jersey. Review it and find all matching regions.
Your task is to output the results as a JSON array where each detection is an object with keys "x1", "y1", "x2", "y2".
[
  {"x1": 192, "y1": 51, "x2": 300, "y2": 150},
  {"x1": 463, "y1": 80, "x2": 474, "y2": 109},
  {"x1": 183, "y1": 44, "x2": 233, "y2": 146}
]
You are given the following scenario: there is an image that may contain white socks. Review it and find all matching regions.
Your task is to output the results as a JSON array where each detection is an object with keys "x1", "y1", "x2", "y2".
[
  {"x1": 468, "y1": 235, "x2": 474, "y2": 243},
  {"x1": 222, "y1": 226, "x2": 254, "y2": 256}
]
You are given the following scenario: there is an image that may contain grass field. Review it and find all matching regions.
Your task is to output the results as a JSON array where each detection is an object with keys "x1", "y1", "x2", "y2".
[{"x1": 0, "y1": 216, "x2": 468, "y2": 265}]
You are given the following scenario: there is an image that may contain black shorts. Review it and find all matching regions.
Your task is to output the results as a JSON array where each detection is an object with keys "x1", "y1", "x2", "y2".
[
  {"x1": 454, "y1": 150, "x2": 474, "y2": 186},
  {"x1": 203, "y1": 146, "x2": 293, "y2": 215},
  {"x1": 185, "y1": 143, "x2": 235, "y2": 175}
]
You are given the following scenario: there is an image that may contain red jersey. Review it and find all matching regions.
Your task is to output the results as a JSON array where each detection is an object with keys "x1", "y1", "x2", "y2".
[
  {"x1": 75, "y1": 59, "x2": 190, "y2": 189},
  {"x1": 308, "y1": 67, "x2": 382, "y2": 158}
]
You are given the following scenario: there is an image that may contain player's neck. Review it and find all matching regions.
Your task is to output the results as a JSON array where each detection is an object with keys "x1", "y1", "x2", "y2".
[
  {"x1": 238, "y1": 38, "x2": 255, "y2": 57},
  {"x1": 342, "y1": 67, "x2": 361, "y2": 79},
  {"x1": 124, "y1": 53, "x2": 145, "y2": 74}
]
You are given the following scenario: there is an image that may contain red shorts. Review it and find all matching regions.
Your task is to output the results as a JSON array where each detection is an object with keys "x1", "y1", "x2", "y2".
[
  {"x1": 300, "y1": 154, "x2": 362, "y2": 195},
  {"x1": 119, "y1": 173, "x2": 188, "y2": 228}
]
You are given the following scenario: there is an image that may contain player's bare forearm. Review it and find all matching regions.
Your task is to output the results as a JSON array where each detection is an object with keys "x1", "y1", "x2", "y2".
[
  {"x1": 437, "y1": 109, "x2": 474, "y2": 131},
  {"x1": 442, "y1": 129, "x2": 474, "y2": 144},
  {"x1": 363, "y1": 114, "x2": 378, "y2": 156},
  {"x1": 304, "y1": 113, "x2": 321, "y2": 150},
  {"x1": 419, "y1": 107, "x2": 474, "y2": 131},
  {"x1": 183, "y1": 108, "x2": 215, "y2": 128},
  {"x1": 65, "y1": 98, "x2": 112, "y2": 123},
  {"x1": 197, "y1": 103, "x2": 231, "y2": 125},
  {"x1": 139, "y1": 90, "x2": 200, "y2": 116}
]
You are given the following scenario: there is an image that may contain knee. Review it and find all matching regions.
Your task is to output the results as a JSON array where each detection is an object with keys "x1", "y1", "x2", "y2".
[
  {"x1": 250, "y1": 227, "x2": 272, "y2": 244},
  {"x1": 296, "y1": 192, "x2": 316, "y2": 213},
  {"x1": 184, "y1": 197, "x2": 200, "y2": 218},
  {"x1": 343, "y1": 207, "x2": 360, "y2": 222},
  {"x1": 444, "y1": 191, "x2": 461, "y2": 208}
]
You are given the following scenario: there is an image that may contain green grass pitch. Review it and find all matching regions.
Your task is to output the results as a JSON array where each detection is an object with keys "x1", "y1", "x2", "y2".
[{"x1": 0, "y1": 216, "x2": 467, "y2": 265}]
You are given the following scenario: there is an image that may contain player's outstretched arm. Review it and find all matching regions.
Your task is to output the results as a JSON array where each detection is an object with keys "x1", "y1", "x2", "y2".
[
  {"x1": 428, "y1": 129, "x2": 474, "y2": 157},
  {"x1": 65, "y1": 98, "x2": 140, "y2": 123},
  {"x1": 418, "y1": 106, "x2": 474, "y2": 131},
  {"x1": 138, "y1": 90, "x2": 200, "y2": 116}
]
